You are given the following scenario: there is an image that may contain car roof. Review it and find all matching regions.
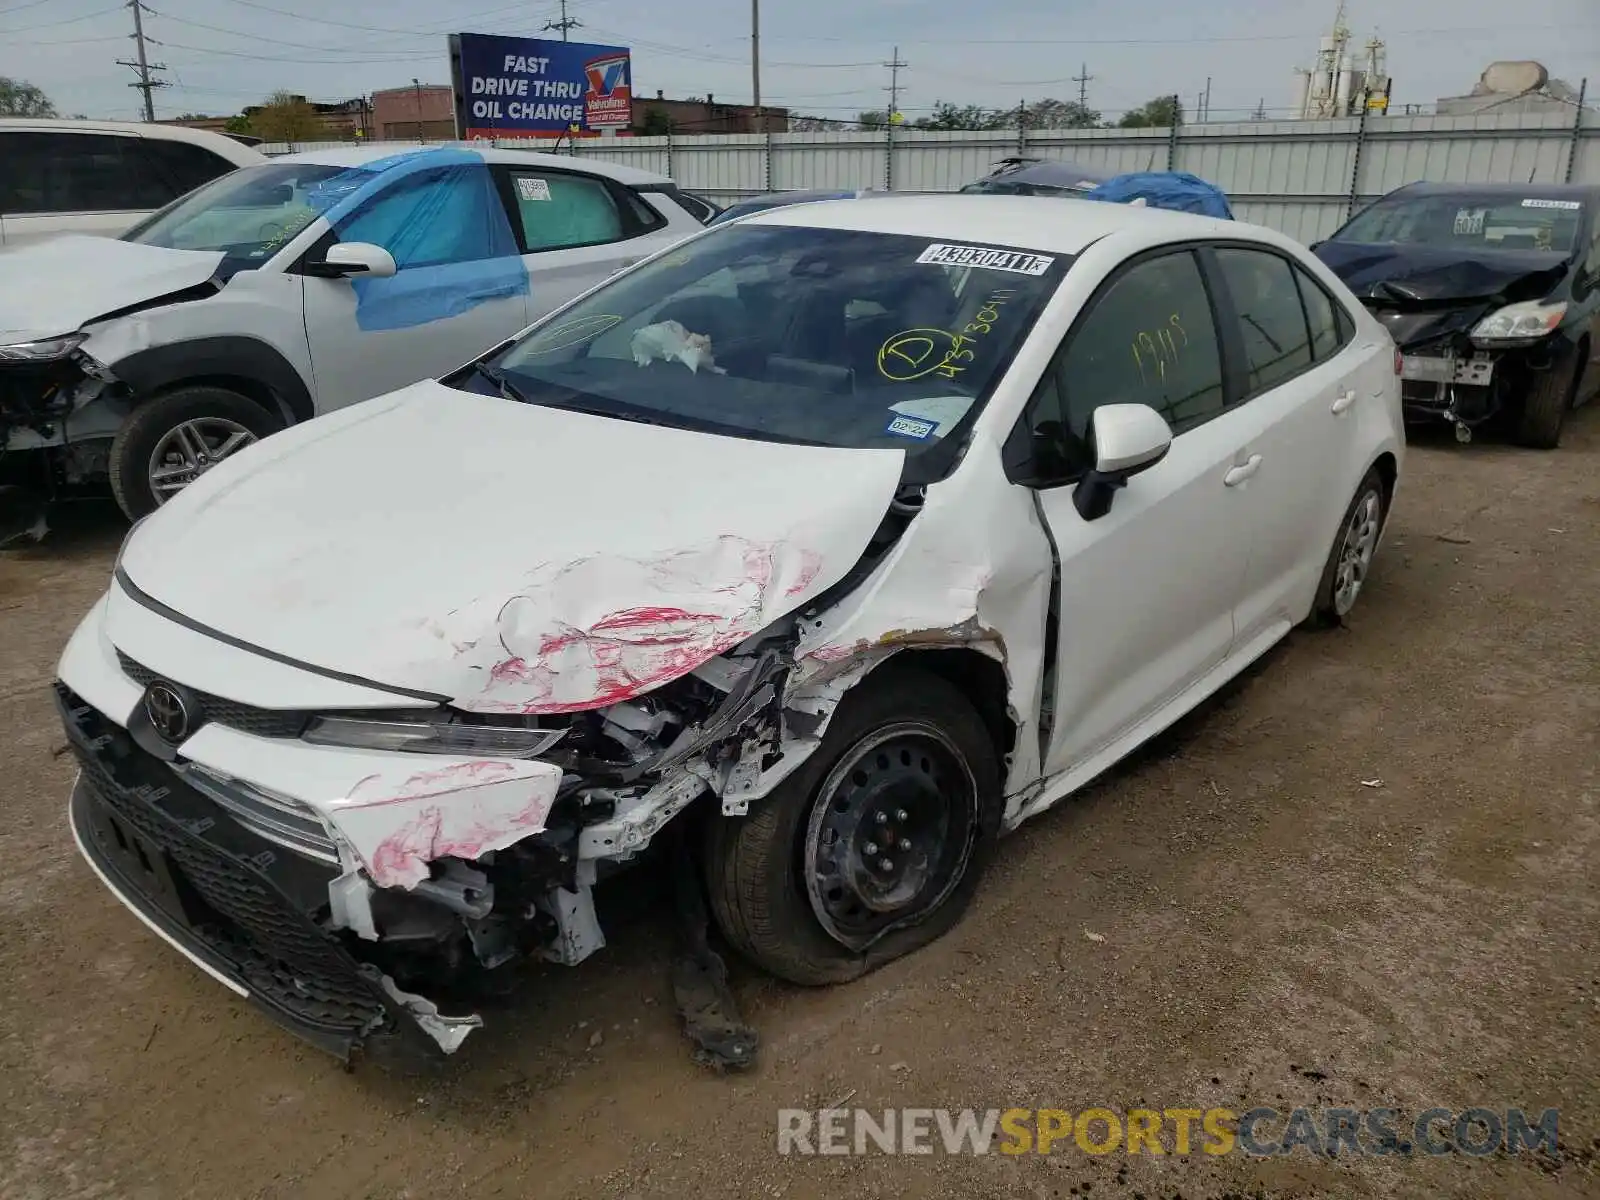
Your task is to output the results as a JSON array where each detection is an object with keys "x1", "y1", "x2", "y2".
[
  {"x1": 0, "y1": 117, "x2": 264, "y2": 163},
  {"x1": 743, "y1": 192, "x2": 1241, "y2": 255},
  {"x1": 273, "y1": 142, "x2": 670, "y2": 184},
  {"x1": 971, "y1": 158, "x2": 1122, "y2": 189},
  {"x1": 1389, "y1": 181, "x2": 1598, "y2": 200}
]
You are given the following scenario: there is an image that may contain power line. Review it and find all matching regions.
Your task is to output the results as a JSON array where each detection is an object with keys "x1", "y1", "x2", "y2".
[
  {"x1": 115, "y1": 0, "x2": 167, "y2": 122},
  {"x1": 883, "y1": 45, "x2": 908, "y2": 120},
  {"x1": 4, "y1": 3, "x2": 121, "y2": 33}
]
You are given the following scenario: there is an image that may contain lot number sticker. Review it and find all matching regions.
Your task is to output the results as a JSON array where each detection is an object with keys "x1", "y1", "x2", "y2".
[
  {"x1": 517, "y1": 177, "x2": 552, "y2": 202},
  {"x1": 916, "y1": 243, "x2": 1054, "y2": 275},
  {"x1": 1522, "y1": 198, "x2": 1581, "y2": 210}
]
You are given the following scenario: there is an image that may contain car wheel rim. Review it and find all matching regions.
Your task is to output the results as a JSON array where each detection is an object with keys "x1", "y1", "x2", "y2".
[
  {"x1": 1333, "y1": 488, "x2": 1382, "y2": 616},
  {"x1": 148, "y1": 417, "x2": 257, "y2": 504},
  {"x1": 803, "y1": 722, "x2": 978, "y2": 953}
]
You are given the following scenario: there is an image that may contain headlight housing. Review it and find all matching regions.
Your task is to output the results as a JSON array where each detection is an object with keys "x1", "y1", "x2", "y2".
[
  {"x1": 1470, "y1": 300, "x2": 1566, "y2": 343},
  {"x1": 302, "y1": 713, "x2": 568, "y2": 758},
  {"x1": 0, "y1": 333, "x2": 85, "y2": 362}
]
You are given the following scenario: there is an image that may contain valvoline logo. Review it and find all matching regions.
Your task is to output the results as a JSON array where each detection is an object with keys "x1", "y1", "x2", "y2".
[{"x1": 583, "y1": 51, "x2": 632, "y2": 127}]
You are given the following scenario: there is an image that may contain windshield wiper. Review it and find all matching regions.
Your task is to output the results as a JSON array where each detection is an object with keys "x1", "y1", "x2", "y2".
[{"x1": 468, "y1": 361, "x2": 532, "y2": 405}]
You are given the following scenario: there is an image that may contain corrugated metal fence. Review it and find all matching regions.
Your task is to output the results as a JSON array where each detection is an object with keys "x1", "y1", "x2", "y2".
[{"x1": 263, "y1": 107, "x2": 1599, "y2": 244}]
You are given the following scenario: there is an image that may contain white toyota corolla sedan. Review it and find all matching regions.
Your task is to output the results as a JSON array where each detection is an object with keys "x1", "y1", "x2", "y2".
[{"x1": 56, "y1": 195, "x2": 1404, "y2": 1062}]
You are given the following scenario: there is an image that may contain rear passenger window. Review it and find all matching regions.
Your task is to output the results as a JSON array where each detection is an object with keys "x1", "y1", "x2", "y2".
[
  {"x1": 1294, "y1": 265, "x2": 1351, "y2": 363},
  {"x1": 1, "y1": 132, "x2": 173, "y2": 215},
  {"x1": 506, "y1": 170, "x2": 624, "y2": 251},
  {"x1": 140, "y1": 139, "x2": 238, "y2": 198},
  {"x1": 1013, "y1": 250, "x2": 1225, "y2": 481},
  {"x1": 1214, "y1": 248, "x2": 1313, "y2": 394}
]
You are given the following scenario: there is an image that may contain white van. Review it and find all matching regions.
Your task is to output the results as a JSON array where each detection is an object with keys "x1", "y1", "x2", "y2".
[{"x1": 0, "y1": 119, "x2": 263, "y2": 247}]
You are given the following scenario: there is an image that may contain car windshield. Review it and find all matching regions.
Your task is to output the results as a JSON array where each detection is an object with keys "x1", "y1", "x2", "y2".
[
  {"x1": 122, "y1": 162, "x2": 349, "y2": 266},
  {"x1": 1332, "y1": 193, "x2": 1584, "y2": 254},
  {"x1": 478, "y1": 223, "x2": 1067, "y2": 470}
]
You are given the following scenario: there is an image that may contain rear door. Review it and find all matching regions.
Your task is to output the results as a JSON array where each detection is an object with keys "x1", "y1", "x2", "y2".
[
  {"x1": 493, "y1": 164, "x2": 688, "y2": 321},
  {"x1": 1202, "y1": 244, "x2": 1377, "y2": 647},
  {"x1": 0, "y1": 130, "x2": 175, "y2": 245}
]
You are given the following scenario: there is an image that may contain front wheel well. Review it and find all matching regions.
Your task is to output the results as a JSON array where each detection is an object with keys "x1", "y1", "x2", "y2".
[
  {"x1": 147, "y1": 374, "x2": 291, "y2": 427},
  {"x1": 874, "y1": 647, "x2": 1018, "y2": 776},
  {"x1": 1371, "y1": 450, "x2": 1398, "y2": 512}
]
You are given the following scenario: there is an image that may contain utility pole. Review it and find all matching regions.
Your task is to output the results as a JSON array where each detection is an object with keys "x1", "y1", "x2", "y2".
[
  {"x1": 750, "y1": 0, "x2": 761, "y2": 128},
  {"x1": 542, "y1": 0, "x2": 581, "y2": 41},
  {"x1": 1072, "y1": 62, "x2": 1093, "y2": 108},
  {"x1": 117, "y1": 0, "x2": 167, "y2": 122},
  {"x1": 882, "y1": 45, "x2": 908, "y2": 122}
]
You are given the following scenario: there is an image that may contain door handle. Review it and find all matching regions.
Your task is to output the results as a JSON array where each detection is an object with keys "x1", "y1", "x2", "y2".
[
  {"x1": 1331, "y1": 389, "x2": 1357, "y2": 415},
  {"x1": 1223, "y1": 454, "x2": 1263, "y2": 486}
]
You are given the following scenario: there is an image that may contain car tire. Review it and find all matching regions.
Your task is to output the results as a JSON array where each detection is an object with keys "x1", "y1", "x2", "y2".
[
  {"x1": 1514, "y1": 353, "x2": 1581, "y2": 450},
  {"x1": 109, "y1": 386, "x2": 281, "y2": 520},
  {"x1": 703, "y1": 663, "x2": 1003, "y2": 986},
  {"x1": 1306, "y1": 466, "x2": 1387, "y2": 629}
]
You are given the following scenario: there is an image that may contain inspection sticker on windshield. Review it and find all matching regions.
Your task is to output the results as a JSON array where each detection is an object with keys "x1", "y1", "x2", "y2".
[
  {"x1": 1522, "y1": 198, "x2": 1581, "y2": 210},
  {"x1": 916, "y1": 243, "x2": 1055, "y2": 275},
  {"x1": 517, "y1": 177, "x2": 552, "y2": 202},
  {"x1": 886, "y1": 415, "x2": 938, "y2": 440}
]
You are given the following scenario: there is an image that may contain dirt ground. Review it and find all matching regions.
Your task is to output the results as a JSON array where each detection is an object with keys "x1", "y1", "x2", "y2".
[{"x1": 1, "y1": 412, "x2": 1597, "y2": 1200}]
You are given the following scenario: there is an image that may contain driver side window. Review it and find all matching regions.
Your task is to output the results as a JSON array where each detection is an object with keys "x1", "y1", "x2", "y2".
[
  {"x1": 334, "y1": 165, "x2": 516, "y2": 270},
  {"x1": 1012, "y1": 250, "x2": 1225, "y2": 483}
]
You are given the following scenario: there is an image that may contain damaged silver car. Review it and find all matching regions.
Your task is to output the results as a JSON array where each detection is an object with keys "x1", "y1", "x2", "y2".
[{"x1": 58, "y1": 196, "x2": 1404, "y2": 1063}]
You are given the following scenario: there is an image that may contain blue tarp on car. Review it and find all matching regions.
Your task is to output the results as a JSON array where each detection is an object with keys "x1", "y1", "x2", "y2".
[{"x1": 1085, "y1": 171, "x2": 1234, "y2": 219}]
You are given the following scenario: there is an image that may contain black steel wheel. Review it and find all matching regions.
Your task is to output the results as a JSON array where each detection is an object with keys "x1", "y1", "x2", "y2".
[{"x1": 705, "y1": 663, "x2": 1002, "y2": 985}]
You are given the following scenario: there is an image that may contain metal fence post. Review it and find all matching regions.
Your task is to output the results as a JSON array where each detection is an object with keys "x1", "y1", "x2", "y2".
[
  {"x1": 885, "y1": 123, "x2": 894, "y2": 191},
  {"x1": 1347, "y1": 105, "x2": 1370, "y2": 220},
  {"x1": 764, "y1": 128, "x2": 774, "y2": 191},
  {"x1": 666, "y1": 125, "x2": 674, "y2": 180},
  {"x1": 1017, "y1": 99, "x2": 1027, "y2": 158},
  {"x1": 1566, "y1": 77, "x2": 1588, "y2": 183},
  {"x1": 1166, "y1": 94, "x2": 1180, "y2": 170}
]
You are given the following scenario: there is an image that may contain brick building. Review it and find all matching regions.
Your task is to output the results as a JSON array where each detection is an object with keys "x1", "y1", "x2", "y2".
[
  {"x1": 632, "y1": 91, "x2": 788, "y2": 134},
  {"x1": 371, "y1": 83, "x2": 457, "y2": 140}
]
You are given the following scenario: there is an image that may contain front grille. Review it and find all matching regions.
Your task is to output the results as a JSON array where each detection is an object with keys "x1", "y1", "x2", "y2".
[
  {"x1": 60, "y1": 683, "x2": 388, "y2": 1039},
  {"x1": 117, "y1": 651, "x2": 311, "y2": 738}
]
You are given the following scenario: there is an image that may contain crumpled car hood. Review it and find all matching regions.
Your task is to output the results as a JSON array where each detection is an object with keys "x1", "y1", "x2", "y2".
[
  {"x1": 118, "y1": 381, "x2": 906, "y2": 713},
  {"x1": 0, "y1": 236, "x2": 223, "y2": 344},
  {"x1": 1315, "y1": 241, "x2": 1569, "y2": 305}
]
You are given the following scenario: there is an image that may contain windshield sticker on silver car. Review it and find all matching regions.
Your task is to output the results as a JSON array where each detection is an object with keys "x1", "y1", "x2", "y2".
[
  {"x1": 885, "y1": 414, "x2": 938, "y2": 440},
  {"x1": 1521, "y1": 198, "x2": 1581, "y2": 210},
  {"x1": 915, "y1": 243, "x2": 1055, "y2": 275}
]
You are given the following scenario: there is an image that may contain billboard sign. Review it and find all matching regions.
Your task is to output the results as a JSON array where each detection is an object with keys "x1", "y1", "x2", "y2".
[{"x1": 449, "y1": 33, "x2": 633, "y2": 139}]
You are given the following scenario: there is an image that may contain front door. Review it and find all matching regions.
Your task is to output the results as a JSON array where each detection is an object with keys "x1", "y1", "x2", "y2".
[
  {"x1": 301, "y1": 163, "x2": 531, "y2": 413},
  {"x1": 1010, "y1": 248, "x2": 1258, "y2": 779}
]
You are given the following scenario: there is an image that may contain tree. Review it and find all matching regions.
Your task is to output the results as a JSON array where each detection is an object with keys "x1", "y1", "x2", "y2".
[
  {"x1": 855, "y1": 109, "x2": 888, "y2": 130},
  {"x1": 1025, "y1": 97, "x2": 1101, "y2": 129},
  {"x1": 1117, "y1": 95, "x2": 1183, "y2": 129},
  {"x1": 0, "y1": 77, "x2": 57, "y2": 118},
  {"x1": 249, "y1": 90, "x2": 320, "y2": 141},
  {"x1": 224, "y1": 114, "x2": 254, "y2": 135},
  {"x1": 639, "y1": 107, "x2": 673, "y2": 136},
  {"x1": 913, "y1": 101, "x2": 1008, "y2": 131}
]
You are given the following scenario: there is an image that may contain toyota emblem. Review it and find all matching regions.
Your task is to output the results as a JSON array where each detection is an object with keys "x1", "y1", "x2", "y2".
[{"x1": 143, "y1": 682, "x2": 191, "y2": 744}]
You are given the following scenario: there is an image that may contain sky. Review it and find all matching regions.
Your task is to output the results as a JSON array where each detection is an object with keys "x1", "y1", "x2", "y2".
[{"x1": 2, "y1": 0, "x2": 1597, "y2": 125}]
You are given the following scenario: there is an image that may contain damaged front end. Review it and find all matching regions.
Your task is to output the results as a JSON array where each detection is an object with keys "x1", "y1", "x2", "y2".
[{"x1": 1319, "y1": 243, "x2": 1576, "y2": 442}]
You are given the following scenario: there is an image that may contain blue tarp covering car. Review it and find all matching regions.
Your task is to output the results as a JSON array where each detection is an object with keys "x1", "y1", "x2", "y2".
[{"x1": 1084, "y1": 170, "x2": 1235, "y2": 219}]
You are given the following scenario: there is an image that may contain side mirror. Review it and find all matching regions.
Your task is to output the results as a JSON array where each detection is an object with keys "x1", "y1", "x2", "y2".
[
  {"x1": 305, "y1": 241, "x2": 397, "y2": 280},
  {"x1": 1072, "y1": 403, "x2": 1172, "y2": 521}
]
